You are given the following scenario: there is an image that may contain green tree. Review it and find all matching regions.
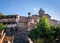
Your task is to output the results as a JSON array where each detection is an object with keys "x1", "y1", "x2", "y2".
[
  {"x1": 29, "y1": 29, "x2": 38, "y2": 40},
  {"x1": 48, "y1": 26, "x2": 56, "y2": 43},
  {"x1": 54, "y1": 26, "x2": 60, "y2": 43},
  {"x1": 0, "y1": 13, "x2": 4, "y2": 16},
  {"x1": 29, "y1": 15, "x2": 60, "y2": 43},
  {"x1": 29, "y1": 15, "x2": 51, "y2": 43},
  {"x1": 0, "y1": 22, "x2": 6, "y2": 30},
  {"x1": 37, "y1": 15, "x2": 50, "y2": 38}
]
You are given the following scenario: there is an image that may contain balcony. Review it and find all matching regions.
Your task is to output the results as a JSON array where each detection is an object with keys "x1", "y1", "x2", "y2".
[
  {"x1": 0, "y1": 18, "x2": 16, "y2": 23},
  {"x1": 6, "y1": 24, "x2": 16, "y2": 27}
]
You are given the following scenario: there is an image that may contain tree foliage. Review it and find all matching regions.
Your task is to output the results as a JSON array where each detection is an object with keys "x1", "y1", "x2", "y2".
[
  {"x1": 0, "y1": 13, "x2": 4, "y2": 16},
  {"x1": 29, "y1": 29, "x2": 38, "y2": 40},
  {"x1": 36, "y1": 16, "x2": 50, "y2": 38},
  {"x1": 29, "y1": 16, "x2": 50, "y2": 43},
  {"x1": 29, "y1": 15, "x2": 60, "y2": 43},
  {"x1": 0, "y1": 22, "x2": 6, "y2": 30}
]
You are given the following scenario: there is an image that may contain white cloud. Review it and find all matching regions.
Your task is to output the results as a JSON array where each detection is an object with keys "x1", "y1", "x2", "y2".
[{"x1": 33, "y1": 7, "x2": 38, "y2": 11}]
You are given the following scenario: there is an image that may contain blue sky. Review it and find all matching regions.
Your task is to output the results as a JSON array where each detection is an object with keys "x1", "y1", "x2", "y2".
[{"x1": 0, "y1": 0, "x2": 60, "y2": 20}]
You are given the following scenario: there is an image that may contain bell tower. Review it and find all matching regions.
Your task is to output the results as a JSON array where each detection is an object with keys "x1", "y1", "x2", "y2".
[
  {"x1": 38, "y1": 8, "x2": 45, "y2": 17},
  {"x1": 28, "y1": 12, "x2": 31, "y2": 17}
]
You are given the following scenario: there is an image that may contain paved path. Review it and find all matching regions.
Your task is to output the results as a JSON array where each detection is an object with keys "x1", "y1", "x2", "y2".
[{"x1": 13, "y1": 29, "x2": 29, "y2": 43}]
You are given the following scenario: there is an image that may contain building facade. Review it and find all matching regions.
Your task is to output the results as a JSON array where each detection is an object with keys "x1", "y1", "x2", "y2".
[
  {"x1": 0, "y1": 8, "x2": 59, "y2": 43},
  {"x1": 0, "y1": 8, "x2": 59, "y2": 30},
  {"x1": 19, "y1": 8, "x2": 59, "y2": 30}
]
